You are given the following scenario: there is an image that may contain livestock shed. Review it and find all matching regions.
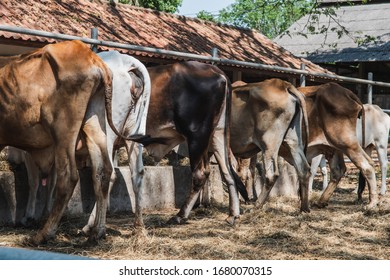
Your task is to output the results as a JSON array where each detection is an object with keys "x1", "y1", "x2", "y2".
[
  {"x1": 275, "y1": 0, "x2": 390, "y2": 108},
  {"x1": 0, "y1": 0, "x2": 332, "y2": 85},
  {"x1": 0, "y1": 0, "x2": 333, "y2": 225}
]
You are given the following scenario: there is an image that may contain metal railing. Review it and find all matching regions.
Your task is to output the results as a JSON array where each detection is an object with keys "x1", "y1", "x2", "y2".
[
  {"x1": 1, "y1": 24, "x2": 390, "y2": 113},
  {"x1": 0, "y1": 25, "x2": 388, "y2": 83}
]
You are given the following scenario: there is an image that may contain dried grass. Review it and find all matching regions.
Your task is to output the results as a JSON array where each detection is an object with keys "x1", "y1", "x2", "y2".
[{"x1": 1, "y1": 163, "x2": 389, "y2": 260}]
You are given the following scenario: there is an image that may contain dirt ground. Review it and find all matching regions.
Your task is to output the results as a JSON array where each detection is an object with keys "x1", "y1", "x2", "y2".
[{"x1": 0, "y1": 163, "x2": 389, "y2": 260}]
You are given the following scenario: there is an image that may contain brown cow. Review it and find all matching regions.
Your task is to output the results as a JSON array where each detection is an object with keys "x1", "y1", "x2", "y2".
[
  {"x1": 299, "y1": 83, "x2": 378, "y2": 209},
  {"x1": 0, "y1": 40, "x2": 127, "y2": 245},
  {"x1": 228, "y1": 79, "x2": 311, "y2": 212}
]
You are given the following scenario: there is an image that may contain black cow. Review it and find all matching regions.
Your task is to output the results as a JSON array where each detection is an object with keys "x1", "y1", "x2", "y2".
[{"x1": 137, "y1": 61, "x2": 247, "y2": 225}]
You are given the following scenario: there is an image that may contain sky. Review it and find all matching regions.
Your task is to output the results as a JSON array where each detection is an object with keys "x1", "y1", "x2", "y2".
[{"x1": 176, "y1": 0, "x2": 236, "y2": 17}]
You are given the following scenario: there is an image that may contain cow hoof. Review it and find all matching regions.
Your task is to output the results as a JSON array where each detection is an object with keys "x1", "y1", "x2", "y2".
[
  {"x1": 80, "y1": 225, "x2": 91, "y2": 236},
  {"x1": 133, "y1": 219, "x2": 145, "y2": 229},
  {"x1": 83, "y1": 236, "x2": 99, "y2": 247},
  {"x1": 313, "y1": 201, "x2": 328, "y2": 208},
  {"x1": 355, "y1": 198, "x2": 364, "y2": 205},
  {"x1": 365, "y1": 201, "x2": 379, "y2": 211},
  {"x1": 225, "y1": 215, "x2": 240, "y2": 226},
  {"x1": 92, "y1": 227, "x2": 106, "y2": 240},
  {"x1": 167, "y1": 216, "x2": 187, "y2": 225},
  {"x1": 23, "y1": 233, "x2": 48, "y2": 247},
  {"x1": 244, "y1": 199, "x2": 256, "y2": 205}
]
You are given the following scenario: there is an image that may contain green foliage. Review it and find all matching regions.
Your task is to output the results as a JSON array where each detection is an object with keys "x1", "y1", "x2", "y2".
[
  {"x1": 119, "y1": 0, "x2": 182, "y2": 13},
  {"x1": 216, "y1": 0, "x2": 315, "y2": 38},
  {"x1": 196, "y1": 10, "x2": 216, "y2": 22},
  {"x1": 203, "y1": 0, "x2": 377, "y2": 48}
]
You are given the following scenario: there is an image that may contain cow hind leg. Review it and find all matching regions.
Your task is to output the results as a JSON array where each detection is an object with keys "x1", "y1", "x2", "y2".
[
  {"x1": 376, "y1": 145, "x2": 388, "y2": 196},
  {"x1": 169, "y1": 137, "x2": 210, "y2": 224},
  {"x1": 27, "y1": 148, "x2": 79, "y2": 246},
  {"x1": 308, "y1": 154, "x2": 322, "y2": 193},
  {"x1": 356, "y1": 146, "x2": 373, "y2": 199},
  {"x1": 173, "y1": 159, "x2": 209, "y2": 224},
  {"x1": 316, "y1": 152, "x2": 345, "y2": 208},
  {"x1": 126, "y1": 141, "x2": 145, "y2": 228},
  {"x1": 319, "y1": 156, "x2": 328, "y2": 191},
  {"x1": 210, "y1": 129, "x2": 241, "y2": 225},
  {"x1": 255, "y1": 150, "x2": 279, "y2": 209},
  {"x1": 82, "y1": 126, "x2": 113, "y2": 244},
  {"x1": 346, "y1": 147, "x2": 378, "y2": 209},
  {"x1": 21, "y1": 156, "x2": 40, "y2": 227},
  {"x1": 282, "y1": 143, "x2": 311, "y2": 213}
]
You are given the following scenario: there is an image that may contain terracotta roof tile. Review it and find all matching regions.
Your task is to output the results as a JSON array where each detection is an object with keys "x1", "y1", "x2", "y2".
[{"x1": 0, "y1": 0, "x2": 330, "y2": 74}]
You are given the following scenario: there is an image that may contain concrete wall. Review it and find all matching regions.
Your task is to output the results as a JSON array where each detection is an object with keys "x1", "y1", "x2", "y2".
[
  {"x1": 0, "y1": 161, "x2": 298, "y2": 225},
  {"x1": 0, "y1": 165, "x2": 228, "y2": 225}
]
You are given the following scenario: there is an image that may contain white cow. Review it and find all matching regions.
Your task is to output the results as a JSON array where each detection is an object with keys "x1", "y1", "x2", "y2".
[
  {"x1": 309, "y1": 104, "x2": 390, "y2": 196},
  {"x1": 82, "y1": 51, "x2": 151, "y2": 236},
  {"x1": 308, "y1": 154, "x2": 328, "y2": 192}
]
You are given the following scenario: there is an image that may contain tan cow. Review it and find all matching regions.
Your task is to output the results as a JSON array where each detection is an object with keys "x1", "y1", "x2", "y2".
[
  {"x1": 229, "y1": 79, "x2": 311, "y2": 212},
  {"x1": 299, "y1": 83, "x2": 378, "y2": 209},
  {"x1": 309, "y1": 104, "x2": 390, "y2": 197},
  {"x1": 0, "y1": 40, "x2": 130, "y2": 245}
]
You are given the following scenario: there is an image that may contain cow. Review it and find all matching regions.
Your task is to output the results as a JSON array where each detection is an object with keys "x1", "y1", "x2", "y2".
[
  {"x1": 298, "y1": 83, "x2": 379, "y2": 209},
  {"x1": 128, "y1": 61, "x2": 247, "y2": 226},
  {"x1": 1, "y1": 51, "x2": 151, "y2": 243},
  {"x1": 309, "y1": 104, "x2": 390, "y2": 198},
  {"x1": 0, "y1": 40, "x2": 141, "y2": 245},
  {"x1": 225, "y1": 79, "x2": 311, "y2": 212},
  {"x1": 81, "y1": 50, "x2": 151, "y2": 235},
  {"x1": 308, "y1": 154, "x2": 328, "y2": 192}
]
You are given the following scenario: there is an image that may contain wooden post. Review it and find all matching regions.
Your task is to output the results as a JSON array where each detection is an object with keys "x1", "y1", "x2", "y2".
[{"x1": 233, "y1": 71, "x2": 242, "y2": 82}]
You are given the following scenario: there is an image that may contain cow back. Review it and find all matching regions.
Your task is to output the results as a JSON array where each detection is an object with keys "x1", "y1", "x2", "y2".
[{"x1": 147, "y1": 61, "x2": 227, "y2": 137}]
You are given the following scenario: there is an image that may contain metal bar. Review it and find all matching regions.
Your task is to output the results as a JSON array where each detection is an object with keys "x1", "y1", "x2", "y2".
[
  {"x1": 300, "y1": 63, "x2": 306, "y2": 87},
  {"x1": 90, "y1": 27, "x2": 98, "y2": 53},
  {"x1": 211, "y1": 47, "x2": 218, "y2": 65},
  {"x1": 367, "y1": 72, "x2": 373, "y2": 104},
  {"x1": 2, "y1": 25, "x2": 390, "y2": 88}
]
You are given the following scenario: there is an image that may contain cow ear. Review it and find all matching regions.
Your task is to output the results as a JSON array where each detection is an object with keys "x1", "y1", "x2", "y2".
[
  {"x1": 232, "y1": 81, "x2": 247, "y2": 88},
  {"x1": 128, "y1": 70, "x2": 144, "y2": 100}
]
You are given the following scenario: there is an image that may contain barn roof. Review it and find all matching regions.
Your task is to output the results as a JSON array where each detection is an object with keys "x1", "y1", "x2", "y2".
[
  {"x1": 274, "y1": 2, "x2": 390, "y2": 63},
  {"x1": 0, "y1": 0, "x2": 329, "y2": 74}
]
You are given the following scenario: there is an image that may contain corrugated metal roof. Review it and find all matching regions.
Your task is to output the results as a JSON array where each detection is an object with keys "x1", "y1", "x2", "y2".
[
  {"x1": 0, "y1": 0, "x2": 330, "y2": 74},
  {"x1": 274, "y1": 3, "x2": 390, "y2": 63}
]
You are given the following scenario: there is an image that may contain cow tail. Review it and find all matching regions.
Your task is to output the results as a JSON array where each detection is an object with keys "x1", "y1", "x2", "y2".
[
  {"x1": 100, "y1": 57, "x2": 155, "y2": 145},
  {"x1": 288, "y1": 85, "x2": 309, "y2": 153},
  {"x1": 125, "y1": 56, "x2": 151, "y2": 137},
  {"x1": 349, "y1": 93, "x2": 366, "y2": 148},
  {"x1": 361, "y1": 103, "x2": 366, "y2": 148},
  {"x1": 100, "y1": 61, "x2": 122, "y2": 141},
  {"x1": 222, "y1": 75, "x2": 249, "y2": 202}
]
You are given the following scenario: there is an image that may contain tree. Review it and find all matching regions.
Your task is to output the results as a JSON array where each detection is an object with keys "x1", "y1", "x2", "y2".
[
  {"x1": 201, "y1": 0, "x2": 374, "y2": 47},
  {"x1": 214, "y1": 0, "x2": 315, "y2": 39},
  {"x1": 196, "y1": 10, "x2": 216, "y2": 22},
  {"x1": 118, "y1": 0, "x2": 182, "y2": 13}
]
